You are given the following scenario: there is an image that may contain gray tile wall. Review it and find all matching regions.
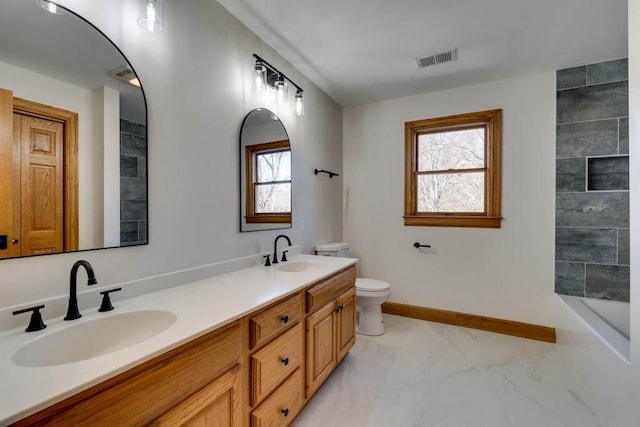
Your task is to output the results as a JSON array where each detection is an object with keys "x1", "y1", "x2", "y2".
[
  {"x1": 120, "y1": 119, "x2": 148, "y2": 245},
  {"x1": 555, "y1": 58, "x2": 629, "y2": 302}
]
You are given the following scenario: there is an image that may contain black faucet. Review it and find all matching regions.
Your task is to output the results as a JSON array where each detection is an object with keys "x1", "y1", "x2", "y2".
[
  {"x1": 64, "y1": 260, "x2": 98, "y2": 321},
  {"x1": 272, "y1": 234, "x2": 292, "y2": 264}
]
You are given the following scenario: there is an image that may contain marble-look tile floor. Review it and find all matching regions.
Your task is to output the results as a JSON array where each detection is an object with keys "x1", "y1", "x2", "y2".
[{"x1": 293, "y1": 314, "x2": 601, "y2": 427}]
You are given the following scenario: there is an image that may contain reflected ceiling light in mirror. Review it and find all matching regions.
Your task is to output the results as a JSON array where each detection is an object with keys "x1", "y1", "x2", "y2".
[
  {"x1": 252, "y1": 54, "x2": 304, "y2": 117},
  {"x1": 138, "y1": 0, "x2": 164, "y2": 33},
  {"x1": 35, "y1": 0, "x2": 66, "y2": 15},
  {"x1": 110, "y1": 65, "x2": 141, "y2": 87}
]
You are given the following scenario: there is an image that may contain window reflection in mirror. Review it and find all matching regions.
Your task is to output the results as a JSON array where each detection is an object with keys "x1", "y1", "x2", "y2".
[
  {"x1": 240, "y1": 109, "x2": 292, "y2": 232},
  {"x1": 0, "y1": 0, "x2": 148, "y2": 260}
]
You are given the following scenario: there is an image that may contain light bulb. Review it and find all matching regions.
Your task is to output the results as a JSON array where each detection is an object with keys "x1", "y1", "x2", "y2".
[
  {"x1": 138, "y1": 0, "x2": 164, "y2": 33},
  {"x1": 274, "y1": 76, "x2": 287, "y2": 104},
  {"x1": 254, "y1": 61, "x2": 266, "y2": 93},
  {"x1": 294, "y1": 90, "x2": 304, "y2": 116}
]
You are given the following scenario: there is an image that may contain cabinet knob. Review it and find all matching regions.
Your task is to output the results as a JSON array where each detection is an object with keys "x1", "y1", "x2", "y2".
[
  {"x1": 11, "y1": 239, "x2": 18, "y2": 244},
  {"x1": 281, "y1": 357, "x2": 289, "y2": 366},
  {"x1": 281, "y1": 408, "x2": 289, "y2": 417},
  {"x1": 334, "y1": 306, "x2": 343, "y2": 313},
  {"x1": 281, "y1": 315, "x2": 289, "y2": 324}
]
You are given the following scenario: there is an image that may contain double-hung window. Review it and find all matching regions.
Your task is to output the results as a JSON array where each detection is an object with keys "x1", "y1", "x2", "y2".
[
  {"x1": 404, "y1": 109, "x2": 502, "y2": 228},
  {"x1": 245, "y1": 139, "x2": 291, "y2": 224}
]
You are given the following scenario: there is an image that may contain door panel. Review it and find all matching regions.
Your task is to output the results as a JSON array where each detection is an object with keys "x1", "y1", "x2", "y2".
[{"x1": 17, "y1": 114, "x2": 64, "y2": 255}]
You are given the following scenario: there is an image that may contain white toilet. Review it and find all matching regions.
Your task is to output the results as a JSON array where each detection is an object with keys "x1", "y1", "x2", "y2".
[{"x1": 315, "y1": 243, "x2": 392, "y2": 336}]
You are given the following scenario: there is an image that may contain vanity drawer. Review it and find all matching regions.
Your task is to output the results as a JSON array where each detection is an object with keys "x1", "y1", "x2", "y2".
[
  {"x1": 306, "y1": 266, "x2": 355, "y2": 314},
  {"x1": 250, "y1": 294, "x2": 301, "y2": 350},
  {"x1": 251, "y1": 368, "x2": 303, "y2": 427},
  {"x1": 251, "y1": 323, "x2": 303, "y2": 406}
]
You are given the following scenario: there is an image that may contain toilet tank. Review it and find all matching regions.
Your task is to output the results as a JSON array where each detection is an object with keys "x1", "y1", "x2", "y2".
[{"x1": 315, "y1": 242, "x2": 349, "y2": 257}]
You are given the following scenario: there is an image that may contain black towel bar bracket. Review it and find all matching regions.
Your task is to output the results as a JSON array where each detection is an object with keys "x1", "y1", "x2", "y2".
[
  {"x1": 413, "y1": 242, "x2": 431, "y2": 249},
  {"x1": 314, "y1": 169, "x2": 339, "y2": 178}
]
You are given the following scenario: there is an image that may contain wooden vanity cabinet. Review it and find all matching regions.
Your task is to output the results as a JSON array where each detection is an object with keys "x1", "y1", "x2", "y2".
[
  {"x1": 305, "y1": 266, "x2": 356, "y2": 399},
  {"x1": 12, "y1": 322, "x2": 243, "y2": 427},
  {"x1": 152, "y1": 364, "x2": 242, "y2": 426},
  {"x1": 13, "y1": 265, "x2": 356, "y2": 427}
]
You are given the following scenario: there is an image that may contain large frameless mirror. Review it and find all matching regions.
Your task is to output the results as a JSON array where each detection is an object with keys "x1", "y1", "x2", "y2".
[
  {"x1": 239, "y1": 109, "x2": 291, "y2": 232},
  {"x1": 0, "y1": 0, "x2": 148, "y2": 260}
]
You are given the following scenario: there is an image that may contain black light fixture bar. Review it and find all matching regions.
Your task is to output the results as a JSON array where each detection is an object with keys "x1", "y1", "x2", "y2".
[{"x1": 253, "y1": 54, "x2": 303, "y2": 93}]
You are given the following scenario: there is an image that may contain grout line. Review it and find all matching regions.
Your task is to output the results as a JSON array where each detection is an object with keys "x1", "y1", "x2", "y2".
[{"x1": 583, "y1": 262, "x2": 587, "y2": 297}]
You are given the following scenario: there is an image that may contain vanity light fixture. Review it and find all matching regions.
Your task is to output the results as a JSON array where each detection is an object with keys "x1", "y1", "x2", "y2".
[
  {"x1": 35, "y1": 0, "x2": 66, "y2": 15},
  {"x1": 294, "y1": 90, "x2": 304, "y2": 116},
  {"x1": 252, "y1": 54, "x2": 304, "y2": 116},
  {"x1": 138, "y1": 0, "x2": 164, "y2": 33}
]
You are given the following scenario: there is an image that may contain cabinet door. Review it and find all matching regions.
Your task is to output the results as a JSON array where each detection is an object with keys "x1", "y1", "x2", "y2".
[
  {"x1": 305, "y1": 301, "x2": 336, "y2": 398},
  {"x1": 335, "y1": 287, "x2": 356, "y2": 364},
  {"x1": 153, "y1": 364, "x2": 242, "y2": 427}
]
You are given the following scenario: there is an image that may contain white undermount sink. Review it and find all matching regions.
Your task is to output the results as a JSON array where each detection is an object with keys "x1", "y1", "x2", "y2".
[
  {"x1": 12, "y1": 310, "x2": 177, "y2": 367},
  {"x1": 276, "y1": 260, "x2": 326, "y2": 273}
]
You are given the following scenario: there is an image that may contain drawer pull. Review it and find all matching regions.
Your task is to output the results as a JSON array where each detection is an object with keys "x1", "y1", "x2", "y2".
[
  {"x1": 334, "y1": 305, "x2": 344, "y2": 313},
  {"x1": 282, "y1": 408, "x2": 289, "y2": 417},
  {"x1": 281, "y1": 357, "x2": 289, "y2": 366},
  {"x1": 281, "y1": 315, "x2": 289, "y2": 324}
]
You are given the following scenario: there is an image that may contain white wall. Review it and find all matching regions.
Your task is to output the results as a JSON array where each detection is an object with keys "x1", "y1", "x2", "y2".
[
  {"x1": 628, "y1": 0, "x2": 639, "y2": 417},
  {"x1": 0, "y1": 0, "x2": 343, "y2": 312},
  {"x1": 0, "y1": 60, "x2": 98, "y2": 249},
  {"x1": 343, "y1": 72, "x2": 556, "y2": 326}
]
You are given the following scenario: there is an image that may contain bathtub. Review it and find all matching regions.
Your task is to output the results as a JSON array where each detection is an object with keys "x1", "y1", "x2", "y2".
[{"x1": 555, "y1": 294, "x2": 630, "y2": 426}]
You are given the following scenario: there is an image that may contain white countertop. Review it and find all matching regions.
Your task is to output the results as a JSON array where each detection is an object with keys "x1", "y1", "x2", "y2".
[{"x1": 0, "y1": 254, "x2": 357, "y2": 425}]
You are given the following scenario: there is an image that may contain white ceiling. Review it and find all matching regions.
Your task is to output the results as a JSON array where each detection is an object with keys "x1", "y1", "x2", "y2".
[
  {"x1": 218, "y1": 0, "x2": 628, "y2": 106},
  {"x1": 0, "y1": 0, "x2": 145, "y2": 123}
]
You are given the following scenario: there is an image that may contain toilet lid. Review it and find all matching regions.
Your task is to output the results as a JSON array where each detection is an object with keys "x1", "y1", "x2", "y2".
[{"x1": 356, "y1": 278, "x2": 390, "y2": 292}]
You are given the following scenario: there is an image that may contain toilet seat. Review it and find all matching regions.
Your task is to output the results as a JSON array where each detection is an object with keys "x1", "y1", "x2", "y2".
[{"x1": 356, "y1": 278, "x2": 391, "y2": 292}]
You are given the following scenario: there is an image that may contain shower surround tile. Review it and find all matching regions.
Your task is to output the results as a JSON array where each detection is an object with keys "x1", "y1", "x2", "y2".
[
  {"x1": 555, "y1": 60, "x2": 629, "y2": 302},
  {"x1": 619, "y1": 117, "x2": 629, "y2": 154},
  {"x1": 556, "y1": 66, "x2": 586, "y2": 90},
  {"x1": 586, "y1": 58, "x2": 628, "y2": 86},
  {"x1": 556, "y1": 158, "x2": 585, "y2": 192},
  {"x1": 556, "y1": 192, "x2": 629, "y2": 227},
  {"x1": 555, "y1": 227, "x2": 617, "y2": 264},
  {"x1": 618, "y1": 229, "x2": 630, "y2": 265},
  {"x1": 556, "y1": 81, "x2": 628, "y2": 124},
  {"x1": 556, "y1": 119, "x2": 618, "y2": 157},
  {"x1": 555, "y1": 261, "x2": 585, "y2": 296},
  {"x1": 585, "y1": 264, "x2": 630, "y2": 302}
]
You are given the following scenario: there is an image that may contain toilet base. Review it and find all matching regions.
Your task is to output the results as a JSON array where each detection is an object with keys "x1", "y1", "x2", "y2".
[{"x1": 356, "y1": 304, "x2": 385, "y2": 336}]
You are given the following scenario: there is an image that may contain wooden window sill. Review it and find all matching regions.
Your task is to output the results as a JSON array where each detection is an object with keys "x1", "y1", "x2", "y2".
[
  {"x1": 245, "y1": 214, "x2": 292, "y2": 224},
  {"x1": 403, "y1": 215, "x2": 502, "y2": 228}
]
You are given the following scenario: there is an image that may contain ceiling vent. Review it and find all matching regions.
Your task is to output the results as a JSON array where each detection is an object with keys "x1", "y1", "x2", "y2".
[
  {"x1": 110, "y1": 65, "x2": 141, "y2": 87},
  {"x1": 416, "y1": 48, "x2": 458, "y2": 69}
]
